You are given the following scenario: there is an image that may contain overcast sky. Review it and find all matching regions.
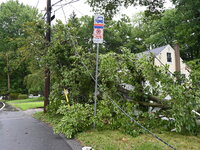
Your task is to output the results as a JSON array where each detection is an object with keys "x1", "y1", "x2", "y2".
[{"x1": 0, "y1": 0, "x2": 174, "y2": 23}]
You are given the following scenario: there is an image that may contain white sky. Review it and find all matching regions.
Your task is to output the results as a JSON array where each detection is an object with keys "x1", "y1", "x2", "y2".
[{"x1": 0, "y1": 0, "x2": 174, "y2": 23}]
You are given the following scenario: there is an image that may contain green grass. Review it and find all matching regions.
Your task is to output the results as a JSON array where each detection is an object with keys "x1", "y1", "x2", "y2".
[
  {"x1": 6, "y1": 97, "x2": 44, "y2": 111},
  {"x1": 77, "y1": 130, "x2": 200, "y2": 150},
  {"x1": 11, "y1": 102, "x2": 43, "y2": 110},
  {"x1": 33, "y1": 112, "x2": 200, "y2": 150},
  {"x1": 7, "y1": 97, "x2": 43, "y2": 104}
]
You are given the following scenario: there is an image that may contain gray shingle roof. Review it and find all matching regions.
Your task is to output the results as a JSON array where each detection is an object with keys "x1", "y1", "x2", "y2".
[{"x1": 142, "y1": 45, "x2": 168, "y2": 56}]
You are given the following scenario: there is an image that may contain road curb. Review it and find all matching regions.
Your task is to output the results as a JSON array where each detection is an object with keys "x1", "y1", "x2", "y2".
[{"x1": 0, "y1": 102, "x2": 5, "y2": 111}]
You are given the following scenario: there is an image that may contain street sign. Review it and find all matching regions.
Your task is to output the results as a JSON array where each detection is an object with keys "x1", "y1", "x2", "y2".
[{"x1": 93, "y1": 15, "x2": 104, "y2": 44}]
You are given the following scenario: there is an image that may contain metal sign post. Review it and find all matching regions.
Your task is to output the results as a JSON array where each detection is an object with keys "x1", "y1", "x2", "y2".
[{"x1": 93, "y1": 15, "x2": 104, "y2": 128}]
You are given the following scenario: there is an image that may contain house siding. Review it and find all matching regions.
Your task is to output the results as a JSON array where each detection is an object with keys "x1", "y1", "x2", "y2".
[{"x1": 154, "y1": 45, "x2": 190, "y2": 78}]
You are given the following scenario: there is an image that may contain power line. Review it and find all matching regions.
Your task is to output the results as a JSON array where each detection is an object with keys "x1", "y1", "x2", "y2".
[
  {"x1": 65, "y1": 23, "x2": 176, "y2": 150},
  {"x1": 98, "y1": 86, "x2": 177, "y2": 150},
  {"x1": 53, "y1": 0, "x2": 80, "y2": 13},
  {"x1": 35, "y1": 0, "x2": 40, "y2": 9},
  {"x1": 58, "y1": 6, "x2": 176, "y2": 149},
  {"x1": 52, "y1": 0, "x2": 64, "y2": 7},
  {"x1": 60, "y1": 1, "x2": 67, "y2": 23},
  {"x1": 69, "y1": 4, "x2": 84, "y2": 16},
  {"x1": 60, "y1": 2, "x2": 95, "y2": 80}
]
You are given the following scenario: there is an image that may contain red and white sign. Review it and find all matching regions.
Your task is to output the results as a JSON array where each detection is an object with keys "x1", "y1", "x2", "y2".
[
  {"x1": 93, "y1": 15, "x2": 104, "y2": 44},
  {"x1": 93, "y1": 28, "x2": 103, "y2": 39}
]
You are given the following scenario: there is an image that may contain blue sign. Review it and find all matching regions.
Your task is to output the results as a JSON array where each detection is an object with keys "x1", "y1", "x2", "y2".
[
  {"x1": 95, "y1": 16, "x2": 104, "y2": 24},
  {"x1": 94, "y1": 15, "x2": 104, "y2": 24}
]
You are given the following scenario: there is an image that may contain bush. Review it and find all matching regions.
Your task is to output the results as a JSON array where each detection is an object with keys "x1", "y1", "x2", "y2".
[
  {"x1": 54, "y1": 103, "x2": 94, "y2": 138},
  {"x1": 9, "y1": 93, "x2": 19, "y2": 100},
  {"x1": 52, "y1": 100, "x2": 151, "y2": 138},
  {"x1": 18, "y1": 94, "x2": 28, "y2": 99}
]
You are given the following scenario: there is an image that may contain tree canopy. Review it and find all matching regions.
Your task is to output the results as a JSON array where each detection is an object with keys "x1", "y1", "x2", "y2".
[
  {"x1": 0, "y1": 0, "x2": 40, "y2": 95},
  {"x1": 0, "y1": 0, "x2": 199, "y2": 137}
]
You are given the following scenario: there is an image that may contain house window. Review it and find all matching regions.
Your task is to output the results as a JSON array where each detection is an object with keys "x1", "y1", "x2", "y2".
[{"x1": 167, "y1": 53, "x2": 172, "y2": 62}]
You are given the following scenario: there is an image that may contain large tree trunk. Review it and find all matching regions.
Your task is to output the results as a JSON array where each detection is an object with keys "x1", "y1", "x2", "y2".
[
  {"x1": 7, "y1": 73, "x2": 11, "y2": 100},
  {"x1": 44, "y1": 68, "x2": 50, "y2": 113},
  {"x1": 7, "y1": 73, "x2": 10, "y2": 91}
]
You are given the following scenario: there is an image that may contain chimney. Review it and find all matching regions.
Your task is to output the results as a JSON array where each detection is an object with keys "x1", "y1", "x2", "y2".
[{"x1": 174, "y1": 44, "x2": 181, "y2": 72}]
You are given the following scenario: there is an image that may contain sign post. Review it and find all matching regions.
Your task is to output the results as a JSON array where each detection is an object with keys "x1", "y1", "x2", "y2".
[{"x1": 93, "y1": 15, "x2": 104, "y2": 128}]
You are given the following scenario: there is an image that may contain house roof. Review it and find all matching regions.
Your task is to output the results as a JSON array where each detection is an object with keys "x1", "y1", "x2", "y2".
[{"x1": 142, "y1": 45, "x2": 169, "y2": 56}]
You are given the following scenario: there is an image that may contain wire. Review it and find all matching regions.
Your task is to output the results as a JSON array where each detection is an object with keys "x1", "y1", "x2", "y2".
[
  {"x1": 69, "y1": 4, "x2": 84, "y2": 16},
  {"x1": 58, "y1": 7, "x2": 176, "y2": 150},
  {"x1": 60, "y1": 4, "x2": 95, "y2": 80},
  {"x1": 53, "y1": 0, "x2": 80, "y2": 13},
  {"x1": 52, "y1": 0, "x2": 64, "y2": 7},
  {"x1": 98, "y1": 86, "x2": 177, "y2": 150},
  {"x1": 60, "y1": 1, "x2": 67, "y2": 23},
  {"x1": 35, "y1": 0, "x2": 40, "y2": 9}
]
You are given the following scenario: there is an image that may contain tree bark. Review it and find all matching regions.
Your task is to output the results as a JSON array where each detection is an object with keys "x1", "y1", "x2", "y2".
[
  {"x1": 7, "y1": 73, "x2": 10, "y2": 91},
  {"x1": 44, "y1": 68, "x2": 50, "y2": 113}
]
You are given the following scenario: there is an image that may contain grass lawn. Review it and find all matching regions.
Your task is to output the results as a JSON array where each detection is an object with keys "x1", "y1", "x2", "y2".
[
  {"x1": 6, "y1": 98, "x2": 44, "y2": 111},
  {"x1": 11, "y1": 102, "x2": 43, "y2": 111},
  {"x1": 7, "y1": 97, "x2": 43, "y2": 104},
  {"x1": 77, "y1": 130, "x2": 200, "y2": 150},
  {"x1": 34, "y1": 112, "x2": 200, "y2": 150}
]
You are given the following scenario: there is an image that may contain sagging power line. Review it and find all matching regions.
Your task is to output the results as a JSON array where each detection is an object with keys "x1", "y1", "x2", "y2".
[
  {"x1": 53, "y1": 0, "x2": 80, "y2": 13},
  {"x1": 58, "y1": 6, "x2": 176, "y2": 149}
]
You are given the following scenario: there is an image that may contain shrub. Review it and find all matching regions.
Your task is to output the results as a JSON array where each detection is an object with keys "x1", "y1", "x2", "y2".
[
  {"x1": 9, "y1": 93, "x2": 19, "y2": 100},
  {"x1": 54, "y1": 103, "x2": 93, "y2": 138},
  {"x1": 18, "y1": 94, "x2": 28, "y2": 99}
]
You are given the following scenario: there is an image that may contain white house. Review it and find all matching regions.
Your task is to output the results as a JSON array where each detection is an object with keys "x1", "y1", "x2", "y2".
[{"x1": 140, "y1": 44, "x2": 190, "y2": 78}]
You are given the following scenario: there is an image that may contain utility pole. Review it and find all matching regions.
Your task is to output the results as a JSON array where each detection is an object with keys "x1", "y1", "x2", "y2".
[{"x1": 44, "y1": 0, "x2": 51, "y2": 113}]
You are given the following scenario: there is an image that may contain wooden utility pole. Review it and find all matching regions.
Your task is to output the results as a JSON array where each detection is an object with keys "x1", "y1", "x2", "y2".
[{"x1": 44, "y1": 0, "x2": 51, "y2": 113}]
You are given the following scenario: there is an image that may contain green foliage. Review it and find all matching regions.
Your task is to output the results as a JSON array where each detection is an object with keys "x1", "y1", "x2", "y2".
[
  {"x1": 0, "y1": 1, "x2": 198, "y2": 137},
  {"x1": 17, "y1": 94, "x2": 28, "y2": 100},
  {"x1": 48, "y1": 46, "x2": 199, "y2": 136},
  {"x1": 54, "y1": 103, "x2": 94, "y2": 138},
  {"x1": 87, "y1": 0, "x2": 164, "y2": 18},
  {"x1": 33, "y1": 112, "x2": 62, "y2": 127},
  {"x1": 0, "y1": 0, "x2": 40, "y2": 94},
  {"x1": 9, "y1": 93, "x2": 19, "y2": 100},
  {"x1": 168, "y1": 84, "x2": 198, "y2": 134},
  {"x1": 173, "y1": 0, "x2": 200, "y2": 60},
  {"x1": 24, "y1": 70, "x2": 44, "y2": 94}
]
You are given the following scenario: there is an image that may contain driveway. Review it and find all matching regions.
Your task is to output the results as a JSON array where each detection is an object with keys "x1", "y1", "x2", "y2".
[{"x1": 0, "y1": 103, "x2": 81, "y2": 150}]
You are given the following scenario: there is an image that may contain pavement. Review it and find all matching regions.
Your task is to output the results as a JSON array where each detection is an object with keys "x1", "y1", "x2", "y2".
[{"x1": 0, "y1": 102, "x2": 82, "y2": 150}]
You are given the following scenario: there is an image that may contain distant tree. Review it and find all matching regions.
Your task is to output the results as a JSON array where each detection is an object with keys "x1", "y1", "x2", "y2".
[
  {"x1": 0, "y1": 0, "x2": 39, "y2": 95},
  {"x1": 132, "y1": 9, "x2": 179, "y2": 49},
  {"x1": 87, "y1": 0, "x2": 164, "y2": 18},
  {"x1": 171, "y1": 0, "x2": 200, "y2": 60}
]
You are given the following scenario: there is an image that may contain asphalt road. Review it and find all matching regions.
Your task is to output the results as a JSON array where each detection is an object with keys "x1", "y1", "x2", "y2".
[{"x1": 0, "y1": 103, "x2": 80, "y2": 150}]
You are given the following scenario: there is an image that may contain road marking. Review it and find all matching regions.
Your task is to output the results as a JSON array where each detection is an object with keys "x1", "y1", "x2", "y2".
[{"x1": 0, "y1": 102, "x2": 5, "y2": 111}]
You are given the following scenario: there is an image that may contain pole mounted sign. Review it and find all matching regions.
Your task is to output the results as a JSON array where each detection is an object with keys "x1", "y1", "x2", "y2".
[
  {"x1": 93, "y1": 14, "x2": 104, "y2": 128},
  {"x1": 93, "y1": 15, "x2": 104, "y2": 44}
]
